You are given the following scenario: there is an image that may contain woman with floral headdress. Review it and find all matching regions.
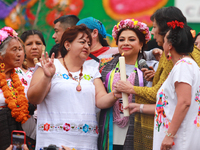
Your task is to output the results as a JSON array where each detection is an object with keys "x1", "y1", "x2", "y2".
[
  {"x1": 0, "y1": 27, "x2": 35, "y2": 149},
  {"x1": 98, "y1": 19, "x2": 155, "y2": 150}
]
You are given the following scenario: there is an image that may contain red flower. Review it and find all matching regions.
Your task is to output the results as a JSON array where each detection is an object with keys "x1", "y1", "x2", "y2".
[
  {"x1": 21, "y1": 78, "x2": 27, "y2": 86},
  {"x1": 63, "y1": 123, "x2": 70, "y2": 131},
  {"x1": 44, "y1": 123, "x2": 50, "y2": 131}
]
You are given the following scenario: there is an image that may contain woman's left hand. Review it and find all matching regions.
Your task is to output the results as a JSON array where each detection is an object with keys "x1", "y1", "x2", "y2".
[
  {"x1": 160, "y1": 136, "x2": 174, "y2": 150},
  {"x1": 114, "y1": 80, "x2": 135, "y2": 94}
]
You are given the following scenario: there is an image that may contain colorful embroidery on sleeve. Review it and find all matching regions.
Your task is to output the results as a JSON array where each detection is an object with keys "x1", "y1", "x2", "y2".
[
  {"x1": 194, "y1": 86, "x2": 200, "y2": 127},
  {"x1": 155, "y1": 90, "x2": 170, "y2": 132}
]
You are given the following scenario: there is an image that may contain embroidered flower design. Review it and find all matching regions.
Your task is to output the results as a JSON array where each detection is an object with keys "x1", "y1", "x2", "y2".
[
  {"x1": 83, "y1": 74, "x2": 91, "y2": 81},
  {"x1": 83, "y1": 124, "x2": 89, "y2": 133},
  {"x1": 63, "y1": 123, "x2": 70, "y2": 131},
  {"x1": 44, "y1": 123, "x2": 50, "y2": 131},
  {"x1": 155, "y1": 90, "x2": 169, "y2": 132},
  {"x1": 21, "y1": 78, "x2": 27, "y2": 86},
  {"x1": 63, "y1": 74, "x2": 69, "y2": 80},
  {"x1": 95, "y1": 126, "x2": 99, "y2": 134},
  {"x1": 194, "y1": 87, "x2": 200, "y2": 127}
]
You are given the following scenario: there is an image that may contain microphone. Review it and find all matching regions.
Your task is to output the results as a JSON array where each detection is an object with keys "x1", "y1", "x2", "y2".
[{"x1": 139, "y1": 59, "x2": 151, "y2": 70}]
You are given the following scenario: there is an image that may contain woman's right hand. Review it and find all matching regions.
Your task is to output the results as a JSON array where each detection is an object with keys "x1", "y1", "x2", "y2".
[
  {"x1": 141, "y1": 66, "x2": 155, "y2": 81},
  {"x1": 40, "y1": 52, "x2": 56, "y2": 78}
]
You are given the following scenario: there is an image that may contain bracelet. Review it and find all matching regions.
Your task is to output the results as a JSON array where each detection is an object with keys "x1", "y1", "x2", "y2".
[
  {"x1": 112, "y1": 91, "x2": 117, "y2": 99},
  {"x1": 165, "y1": 131, "x2": 177, "y2": 138},
  {"x1": 140, "y1": 104, "x2": 144, "y2": 113}
]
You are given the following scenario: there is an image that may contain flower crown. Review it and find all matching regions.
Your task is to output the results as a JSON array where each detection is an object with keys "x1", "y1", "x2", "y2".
[
  {"x1": 0, "y1": 27, "x2": 18, "y2": 45},
  {"x1": 112, "y1": 19, "x2": 151, "y2": 42},
  {"x1": 167, "y1": 20, "x2": 184, "y2": 29}
]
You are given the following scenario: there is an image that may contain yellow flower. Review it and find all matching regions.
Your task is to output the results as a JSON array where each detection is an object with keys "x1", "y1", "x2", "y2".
[
  {"x1": 117, "y1": 22, "x2": 120, "y2": 28},
  {"x1": 134, "y1": 21, "x2": 138, "y2": 25}
]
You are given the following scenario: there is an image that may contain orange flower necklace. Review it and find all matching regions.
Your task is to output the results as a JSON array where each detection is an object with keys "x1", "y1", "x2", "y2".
[{"x1": 0, "y1": 69, "x2": 30, "y2": 124}]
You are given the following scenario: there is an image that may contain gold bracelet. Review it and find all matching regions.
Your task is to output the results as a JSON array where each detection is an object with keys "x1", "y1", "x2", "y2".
[{"x1": 112, "y1": 90, "x2": 117, "y2": 99}]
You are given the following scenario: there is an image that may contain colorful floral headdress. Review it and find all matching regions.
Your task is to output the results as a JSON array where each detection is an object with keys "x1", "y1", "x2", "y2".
[
  {"x1": 0, "y1": 27, "x2": 18, "y2": 45},
  {"x1": 167, "y1": 20, "x2": 184, "y2": 29},
  {"x1": 112, "y1": 19, "x2": 151, "y2": 42}
]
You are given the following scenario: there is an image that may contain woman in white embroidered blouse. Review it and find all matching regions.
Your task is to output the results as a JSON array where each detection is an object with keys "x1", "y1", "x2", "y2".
[
  {"x1": 116, "y1": 21, "x2": 200, "y2": 150},
  {"x1": 27, "y1": 25, "x2": 121, "y2": 150}
]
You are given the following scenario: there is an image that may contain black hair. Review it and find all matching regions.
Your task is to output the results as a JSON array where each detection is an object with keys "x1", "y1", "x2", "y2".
[
  {"x1": 88, "y1": 29, "x2": 109, "y2": 47},
  {"x1": 116, "y1": 28, "x2": 147, "y2": 59},
  {"x1": 49, "y1": 44, "x2": 60, "y2": 58},
  {"x1": 54, "y1": 15, "x2": 79, "y2": 30},
  {"x1": 150, "y1": 6, "x2": 187, "y2": 36},
  {"x1": 20, "y1": 29, "x2": 46, "y2": 46},
  {"x1": 167, "y1": 25, "x2": 194, "y2": 54}
]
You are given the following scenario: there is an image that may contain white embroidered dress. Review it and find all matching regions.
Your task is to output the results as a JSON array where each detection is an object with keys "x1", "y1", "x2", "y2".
[
  {"x1": 153, "y1": 58, "x2": 200, "y2": 150},
  {"x1": 36, "y1": 59, "x2": 101, "y2": 150}
]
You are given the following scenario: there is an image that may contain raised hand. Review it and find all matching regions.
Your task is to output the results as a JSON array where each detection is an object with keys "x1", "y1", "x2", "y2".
[
  {"x1": 40, "y1": 52, "x2": 56, "y2": 79},
  {"x1": 141, "y1": 66, "x2": 155, "y2": 81}
]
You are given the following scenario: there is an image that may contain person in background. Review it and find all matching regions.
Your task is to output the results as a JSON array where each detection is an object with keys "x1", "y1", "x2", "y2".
[
  {"x1": 76, "y1": 17, "x2": 118, "y2": 69},
  {"x1": 27, "y1": 25, "x2": 121, "y2": 150},
  {"x1": 0, "y1": 27, "x2": 34, "y2": 149},
  {"x1": 49, "y1": 44, "x2": 61, "y2": 58},
  {"x1": 20, "y1": 29, "x2": 46, "y2": 73},
  {"x1": 114, "y1": 6, "x2": 200, "y2": 149},
  {"x1": 194, "y1": 32, "x2": 200, "y2": 50},
  {"x1": 52, "y1": 15, "x2": 79, "y2": 44},
  {"x1": 98, "y1": 18, "x2": 154, "y2": 150}
]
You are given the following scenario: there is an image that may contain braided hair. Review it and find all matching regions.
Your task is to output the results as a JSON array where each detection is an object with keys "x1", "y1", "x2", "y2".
[{"x1": 166, "y1": 21, "x2": 194, "y2": 54}]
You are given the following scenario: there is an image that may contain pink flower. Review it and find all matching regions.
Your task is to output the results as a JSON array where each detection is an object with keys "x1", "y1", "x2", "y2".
[
  {"x1": 0, "y1": 30, "x2": 9, "y2": 44},
  {"x1": 2, "y1": 27, "x2": 18, "y2": 37}
]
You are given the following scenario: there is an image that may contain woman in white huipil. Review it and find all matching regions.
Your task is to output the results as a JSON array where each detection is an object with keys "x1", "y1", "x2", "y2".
[{"x1": 27, "y1": 25, "x2": 121, "y2": 150}]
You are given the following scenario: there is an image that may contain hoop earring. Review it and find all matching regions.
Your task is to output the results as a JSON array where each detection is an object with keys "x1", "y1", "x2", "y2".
[{"x1": 167, "y1": 52, "x2": 172, "y2": 60}]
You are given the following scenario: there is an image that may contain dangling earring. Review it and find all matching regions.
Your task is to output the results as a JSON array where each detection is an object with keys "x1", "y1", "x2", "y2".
[
  {"x1": 0, "y1": 63, "x2": 5, "y2": 72},
  {"x1": 167, "y1": 52, "x2": 172, "y2": 60},
  {"x1": 22, "y1": 59, "x2": 28, "y2": 69}
]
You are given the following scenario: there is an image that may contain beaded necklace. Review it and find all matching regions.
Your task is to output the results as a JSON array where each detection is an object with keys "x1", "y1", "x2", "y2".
[{"x1": 63, "y1": 58, "x2": 83, "y2": 92}]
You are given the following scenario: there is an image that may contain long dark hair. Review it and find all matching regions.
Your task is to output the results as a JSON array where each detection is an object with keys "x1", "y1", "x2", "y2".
[{"x1": 167, "y1": 24, "x2": 194, "y2": 54}]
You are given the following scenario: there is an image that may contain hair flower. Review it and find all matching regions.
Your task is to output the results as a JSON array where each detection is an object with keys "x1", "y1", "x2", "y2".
[
  {"x1": 0, "y1": 27, "x2": 18, "y2": 45},
  {"x1": 167, "y1": 20, "x2": 184, "y2": 29},
  {"x1": 112, "y1": 19, "x2": 151, "y2": 42}
]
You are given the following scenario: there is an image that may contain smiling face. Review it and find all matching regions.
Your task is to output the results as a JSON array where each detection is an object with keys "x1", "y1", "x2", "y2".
[
  {"x1": 1, "y1": 38, "x2": 24, "y2": 69},
  {"x1": 117, "y1": 29, "x2": 143, "y2": 58},
  {"x1": 66, "y1": 32, "x2": 91, "y2": 60},
  {"x1": 151, "y1": 19, "x2": 164, "y2": 47},
  {"x1": 24, "y1": 34, "x2": 43, "y2": 61}
]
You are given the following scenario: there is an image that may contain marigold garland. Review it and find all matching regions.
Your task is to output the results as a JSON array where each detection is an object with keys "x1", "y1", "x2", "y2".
[{"x1": 0, "y1": 69, "x2": 30, "y2": 124}]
